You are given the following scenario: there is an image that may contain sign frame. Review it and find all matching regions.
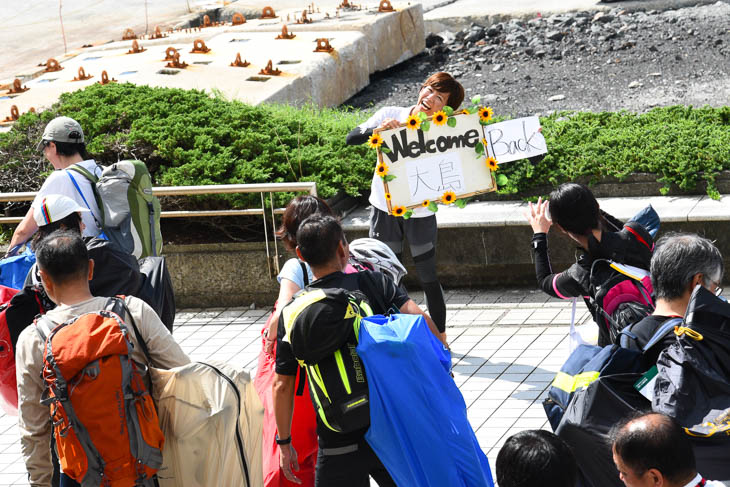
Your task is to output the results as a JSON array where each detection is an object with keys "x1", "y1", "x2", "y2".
[{"x1": 373, "y1": 111, "x2": 497, "y2": 214}]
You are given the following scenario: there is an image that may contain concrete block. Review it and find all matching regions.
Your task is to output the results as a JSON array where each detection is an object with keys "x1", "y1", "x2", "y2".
[
  {"x1": 164, "y1": 242, "x2": 280, "y2": 307},
  {"x1": 0, "y1": 2, "x2": 424, "y2": 116},
  {"x1": 687, "y1": 195, "x2": 730, "y2": 222}
]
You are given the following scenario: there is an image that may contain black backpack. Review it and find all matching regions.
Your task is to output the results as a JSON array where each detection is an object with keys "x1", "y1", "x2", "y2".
[
  {"x1": 588, "y1": 259, "x2": 655, "y2": 345},
  {"x1": 567, "y1": 219, "x2": 656, "y2": 346},
  {"x1": 281, "y1": 287, "x2": 374, "y2": 434}
]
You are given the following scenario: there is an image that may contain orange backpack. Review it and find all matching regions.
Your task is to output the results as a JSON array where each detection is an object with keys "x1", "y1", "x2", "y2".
[{"x1": 37, "y1": 297, "x2": 164, "y2": 486}]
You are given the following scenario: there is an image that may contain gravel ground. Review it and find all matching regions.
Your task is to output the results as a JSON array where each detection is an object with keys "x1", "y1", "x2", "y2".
[{"x1": 343, "y1": 2, "x2": 730, "y2": 117}]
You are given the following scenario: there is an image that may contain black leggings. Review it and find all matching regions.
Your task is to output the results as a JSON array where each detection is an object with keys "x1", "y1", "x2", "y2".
[{"x1": 369, "y1": 208, "x2": 446, "y2": 332}]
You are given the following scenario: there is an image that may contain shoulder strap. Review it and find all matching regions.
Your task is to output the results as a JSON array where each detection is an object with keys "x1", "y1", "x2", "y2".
[
  {"x1": 110, "y1": 296, "x2": 152, "y2": 364},
  {"x1": 642, "y1": 317, "x2": 683, "y2": 353},
  {"x1": 356, "y1": 271, "x2": 388, "y2": 316},
  {"x1": 34, "y1": 315, "x2": 55, "y2": 342},
  {"x1": 618, "y1": 325, "x2": 637, "y2": 349},
  {"x1": 299, "y1": 261, "x2": 309, "y2": 287},
  {"x1": 67, "y1": 164, "x2": 98, "y2": 184},
  {"x1": 66, "y1": 166, "x2": 102, "y2": 227}
]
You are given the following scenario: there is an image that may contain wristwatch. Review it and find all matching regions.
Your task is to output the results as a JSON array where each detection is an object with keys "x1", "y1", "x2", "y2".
[{"x1": 275, "y1": 434, "x2": 292, "y2": 445}]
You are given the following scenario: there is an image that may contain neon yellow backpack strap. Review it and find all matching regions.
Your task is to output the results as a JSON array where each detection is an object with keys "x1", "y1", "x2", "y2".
[
  {"x1": 352, "y1": 298, "x2": 373, "y2": 343},
  {"x1": 304, "y1": 365, "x2": 339, "y2": 432}
]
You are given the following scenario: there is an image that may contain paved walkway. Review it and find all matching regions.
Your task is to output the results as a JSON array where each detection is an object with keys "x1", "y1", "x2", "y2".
[{"x1": 0, "y1": 287, "x2": 591, "y2": 486}]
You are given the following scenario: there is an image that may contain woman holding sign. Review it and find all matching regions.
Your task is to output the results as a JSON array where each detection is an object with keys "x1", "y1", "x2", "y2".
[{"x1": 346, "y1": 72, "x2": 465, "y2": 339}]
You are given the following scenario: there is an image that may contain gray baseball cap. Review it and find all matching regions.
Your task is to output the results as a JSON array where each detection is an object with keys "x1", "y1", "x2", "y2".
[{"x1": 37, "y1": 116, "x2": 84, "y2": 151}]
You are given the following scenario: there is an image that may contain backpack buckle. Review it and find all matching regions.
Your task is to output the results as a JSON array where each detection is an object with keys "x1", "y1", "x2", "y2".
[{"x1": 58, "y1": 423, "x2": 72, "y2": 438}]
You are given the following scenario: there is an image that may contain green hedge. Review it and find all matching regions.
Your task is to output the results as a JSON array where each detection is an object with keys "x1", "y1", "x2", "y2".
[
  {"x1": 1, "y1": 84, "x2": 729, "y2": 212},
  {"x1": 0, "y1": 83, "x2": 373, "y2": 209},
  {"x1": 500, "y1": 106, "x2": 730, "y2": 199}
]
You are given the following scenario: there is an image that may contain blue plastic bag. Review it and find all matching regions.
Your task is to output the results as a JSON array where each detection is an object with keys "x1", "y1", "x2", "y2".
[
  {"x1": 357, "y1": 314, "x2": 494, "y2": 487},
  {"x1": 0, "y1": 249, "x2": 35, "y2": 290}
]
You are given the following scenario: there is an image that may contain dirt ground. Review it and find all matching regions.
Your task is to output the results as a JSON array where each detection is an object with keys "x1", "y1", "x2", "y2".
[{"x1": 344, "y1": 2, "x2": 730, "y2": 117}]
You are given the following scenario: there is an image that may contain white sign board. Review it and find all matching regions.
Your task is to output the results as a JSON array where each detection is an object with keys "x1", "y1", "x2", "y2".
[
  {"x1": 405, "y1": 153, "x2": 466, "y2": 204},
  {"x1": 375, "y1": 112, "x2": 496, "y2": 212},
  {"x1": 485, "y1": 116, "x2": 547, "y2": 164}
]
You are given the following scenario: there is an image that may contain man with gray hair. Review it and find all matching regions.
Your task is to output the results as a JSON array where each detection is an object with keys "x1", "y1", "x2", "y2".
[{"x1": 624, "y1": 233, "x2": 723, "y2": 363}]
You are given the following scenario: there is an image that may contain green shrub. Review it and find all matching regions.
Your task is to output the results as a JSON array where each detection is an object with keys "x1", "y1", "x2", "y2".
[
  {"x1": 497, "y1": 106, "x2": 730, "y2": 198},
  {"x1": 0, "y1": 84, "x2": 728, "y2": 216},
  {"x1": 0, "y1": 83, "x2": 373, "y2": 209}
]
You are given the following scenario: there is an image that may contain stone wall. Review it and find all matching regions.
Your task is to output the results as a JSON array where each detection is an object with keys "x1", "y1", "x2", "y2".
[{"x1": 165, "y1": 218, "x2": 730, "y2": 308}]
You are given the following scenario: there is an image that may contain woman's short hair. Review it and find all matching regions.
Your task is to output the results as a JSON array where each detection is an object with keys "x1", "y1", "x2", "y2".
[
  {"x1": 276, "y1": 195, "x2": 334, "y2": 251},
  {"x1": 52, "y1": 141, "x2": 90, "y2": 160},
  {"x1": 548, "y1": 183, "x2": 600, "y2": 236},
  {"x1": 421, "y1": 72, "x2": 465, "y2": 110}
]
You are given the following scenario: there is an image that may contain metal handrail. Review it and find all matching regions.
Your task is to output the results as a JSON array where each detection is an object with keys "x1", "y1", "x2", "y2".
[
  {"x1": 0, "y1": 181, "x2": 318, "y2": 278},
  {"x1": 0, "y1": 182, "x2": 318, "y2": 223}
]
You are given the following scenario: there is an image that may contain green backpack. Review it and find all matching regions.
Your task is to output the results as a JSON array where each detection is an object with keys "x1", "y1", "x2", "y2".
[
  {"x1": 282, "y1": 288, "x2": 374, "y2": 434},
  {"x1": 69, "y1": 160, "x2": 162, "y2": 259}
]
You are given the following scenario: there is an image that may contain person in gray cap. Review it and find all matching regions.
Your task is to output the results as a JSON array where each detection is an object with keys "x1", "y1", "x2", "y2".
[{"x1": 6, "y1": 116, "x2": 102, "y2": 255}]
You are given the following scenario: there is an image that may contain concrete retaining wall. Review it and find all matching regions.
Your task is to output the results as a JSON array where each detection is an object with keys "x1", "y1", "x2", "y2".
[{"x1": 165, "y1": 197, "x2": 730, "y2": 307}]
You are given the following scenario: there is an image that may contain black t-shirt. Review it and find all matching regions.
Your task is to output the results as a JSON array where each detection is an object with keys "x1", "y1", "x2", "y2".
[
  {"x1": 275, "y1": 270, "x2": 409, "y2": 447},
  {"x1": 624, "y1": 314, "x2": 679, "y2": 365}
]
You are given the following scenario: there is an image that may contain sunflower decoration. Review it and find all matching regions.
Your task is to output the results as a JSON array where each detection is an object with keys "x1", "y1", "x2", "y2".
[
  {"x1": 405, "y1": 114, "x2": 422, "y2": 130},
  {"x1": 392, "y1": 205, "x2": 406, "y2": 217},
  {"x1": 368, "y1": 133, "x2": 384, "y2": 149},
  {"x1": 486, "y1": 156, "x2": 498, "y2": 172},
  {"x1": 421, "y1": 200, "x2": 430, "y2": 207},
  {"x1": 441, "y1": 190, "x2": 456, "y2": 205},
  {"x1": 432, "y1": 110, "x2": 448, "y2": 126},
  {"x1": 385, "y1": 193, "x2": 392, "y2": 201},
  {"x1": 376, "y1": 162, "x2": 389, "y2": 178},
  {"x1": 478, "y1": 106, "x2": 494, "y2": 123}
]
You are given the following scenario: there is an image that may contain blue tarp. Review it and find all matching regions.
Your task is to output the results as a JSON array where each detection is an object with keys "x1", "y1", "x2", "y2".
[
  {"x1": 357, "y1": 314, "x2": 494, "y2": 487},
  {"x1": 0, "y1": 249, "x2": 35, "y2": 290}
]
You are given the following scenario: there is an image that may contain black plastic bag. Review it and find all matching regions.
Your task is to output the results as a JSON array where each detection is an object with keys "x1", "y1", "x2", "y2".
[
  {"x1": 137, "y1": 256, "x2": 176, "y2": 332},
  {"x1": 654, "y1": 285, "x2": 730, "y2": 479},
  {"x1": 556, "y1": 373, "x2": 650, "y2": 487}
]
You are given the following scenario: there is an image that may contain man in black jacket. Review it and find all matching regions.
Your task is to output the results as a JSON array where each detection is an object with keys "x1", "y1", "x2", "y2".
[{"x1": 272, "y1": 215, "x2": 442, "y2": 486}]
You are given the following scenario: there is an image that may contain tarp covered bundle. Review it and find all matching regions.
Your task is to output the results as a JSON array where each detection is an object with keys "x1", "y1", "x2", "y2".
[
  {"x1": 357, "y1": 314, "x2": 493, "y2": 487},
  {"x1": 150, "y1": 361, "x2": 264, "y2": 487}
]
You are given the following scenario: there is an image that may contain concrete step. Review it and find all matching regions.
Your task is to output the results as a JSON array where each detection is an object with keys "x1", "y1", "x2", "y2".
[
  {"x1": 340, "y1": 194, "x2": 730, "y2": 289},
  {"x1": 160, "y1": 194, "x2": 730, "y2": 308}
]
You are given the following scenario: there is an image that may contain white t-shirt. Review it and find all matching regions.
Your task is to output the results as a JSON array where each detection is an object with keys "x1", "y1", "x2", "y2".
[
  {"x1": 32, "y1": 160, "x2": 103, "y2": 237},
  {"x1": 355, "y1": 106, "x2": 433, "y2": 219},
  {"x1": 277, "y1": 258, "x2": 314, "y2": 289}
]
